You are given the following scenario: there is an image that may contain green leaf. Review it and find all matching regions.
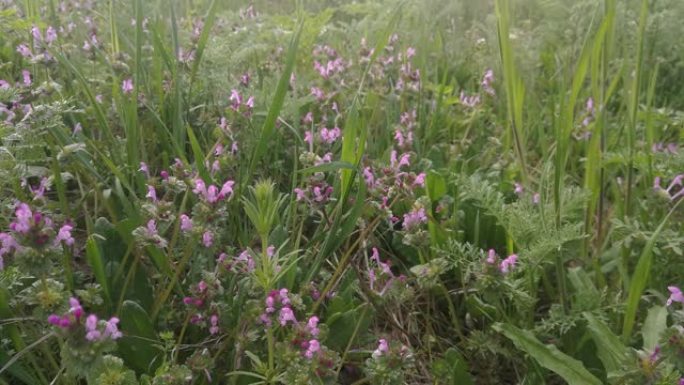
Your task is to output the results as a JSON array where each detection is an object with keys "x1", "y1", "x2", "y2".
[
  {"x1": 426, "y1": 170, "x2": 447, "y2": 202},
  {"x1": 623, "y1": 199, "x2": 683, "y2": 339},
  {"x1": 298, "y1": 161, "x2": 355, "y2": 175},
  {"x1": 247, "y1": 22, "x2": 303, "y2": 181},
  {"x1": 86, "y1": 236, "x2": 111, "y2": 306},
  {"x1": 583, "y1": 313, "x2": 629, "y2": 375},
  {"x1": 118, "y1": 301, "x2": 161, "y2": 374},
  {"x1": 494, "y1": 323, "x2": 602, "y2": 385},
  {"x1": 642, "y1": 305, "x2": 667, "y2": 351}
]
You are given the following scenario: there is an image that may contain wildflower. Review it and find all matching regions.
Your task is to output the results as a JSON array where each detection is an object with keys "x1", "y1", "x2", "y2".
[
  {"x1": 45, "y1": 26, "x2": 57, "y2": 44},
  {"x1": 73, "y1": 123, "x2": 82, "y2": 135},
  {"x1": 179, "y1": 214, "x2": 193, "y2": 232},
  {"x1": 209, "y1": 314, "x2": 219, "y2": 335},
  {"x1": 499, "y1": 254, "x2": 518, "y2": 274},
  {"x1": 16, "y1": 44, "x2": 32, "y2": 58},
  {"x1": 667, "y1": 286, "x2": 684, "y2": 306},
  {"x1": 202, "y1": 231, "x2": 213, "y2": 248},
  {"x1": 305, "y1": 339, "x2": 320, "y2": 359},
  {"x1": 403, "y1": 207, "x2": 427, "y2": 230},
  {"x1": 514, "y1": 182, "x2": 523, "y2": 196},
  {"x1": 363, "y1": 167, "x2": 375, "y2": 188},
  {"x1": 459, "y1": 91, "x2": 480, "y2": 108},
  {"x1": 310, "y1": 87, "x2": 325, "y2": 101},
  {"x1": 31, "y1": 25, "x2": 42, "y2": 42},
  {"x1": 65, "y1": 298, "x2": 82, "y2": 318},
  {"x1": 486, "y1": 249, "x2": 497, "y2": 264},
  {"x1": 146, "y1": 185, "x2": 157, "y2": 202},
  {"x1": 414, "y1": 172, "x2": 426, "y2": 187},
  {"x1": 320, "y1": 126, "x2": 341, "y2": 144},
  {"x1": 230, "y1": 89, "x2": 242, "y2": 110},
  {"x1": 406, "y1": 47, "x2": 416, "y2": 59},
  {"x1": 245, "y1": 96, "x2": 254, "y2": 110},
  {"x1": 220, "y1": 180, "x2": 235, "y2": 199},
  {"x1": 266, "y1": 245, "x2": 275, "y2": 257},
  {"x1": 22, "y1": 70, "x2": 31, "y2": 86},
  {"x1": 146, "y1": 219, "x2": 158, "y2": 237},
  {"x1": 102, "y1": 317, "x2": 122, "y2": 340},
  {"x1": 122, "y1": 78, "x2": 133, "y2": 94},
  {"x1": 279, "y1": 289, "x2": 290, "y2": 305},
  {"x1": 293, "y1": 187, "x2": 306, "y2": 201},
  {"x1": 55, "y1": 224, "x2": 75, "y2": 246},
  {"x1": 278, "y1": 306, "x2": 296, "y2": 326},
  {"x1": 10, "y1": 203, "x2": 33, "y2": 234},
  {"x1": 303, "y1": 112, "x2": 313, "y2": 124},
  {"x1": 138, "y1": 162, "x2": 150, "y2": 177},
  {"x1": 85, "y1": 314, "x2": 102, "y2": 341},
  {"x1": 307, "y1": 316, "x2": 320, "y2": 336},
  {"x1": 532, "y1": 193, "x2": 540, "y2": 205},
  {"x1": 240, "y1": 72, "x2": 250, "y2": 87},
  {"x1": 372, "y1": 339, "x2": 389, "y2": 359},
  {"x1": 481, "y1": 69, "x2": 495, "y2": 96}
]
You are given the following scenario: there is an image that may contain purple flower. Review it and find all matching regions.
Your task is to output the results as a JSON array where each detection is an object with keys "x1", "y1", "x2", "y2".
[
  {"x1": 69, "y1": 297, "x2": 84, "y2": 319},
  {"x1": 121, "y1": 78, "x2": 133, "y2": 94},
  {"x1": 11, "y1": 203, "x2": 33, "y2": 234},
  {"x1": 145, "y1": 185, "x2": 157, "y2": 202},
  {"x1": 481, "y1": 69, "x2": 495, "y2": 96},
  {"x1": 85, "y1": 314, "x2": 101, "y2": 341},
  {"x1": 486, "y1": 249, "x2": 497, "y2": 264},
  {"x1": 667, "y1": 286, "x2": 684, "y2": 306},
  {"x1": 320, "y1": 126, "x2": 341, "y2": 144},
  {"x1": 403, "y1": 207, "x2": 427, "y2": 230},
  {"x1": 278, "y1": 306, "x2": 296, "y2": 326},
  {"x1": 229, "y1": 89, "x2": 242, "y2": 110},
  {"x1": 179, "y1": 214, "x2": 193, "y2": 232},
  {"x1": 209, "y1": 314, "x2": 219, "y2": 335},
  {"x1": 102, "y1": 317, "x2": 122, "y2": 340},
  {"x1": 220, "y1": 180, "x2": 235, "y2": 199},
  {"x1": 16, "y1": 44, "x2": 32, "y2": 58},
  {"x1": 55, "y1": 224, "x2": 75, "y2": 246},
  {"x1": 138, "y1": 162, "x2": 150, "y2": 177},
  {"x1": 372, "y1": 339, "x2": 389, "y2": 359},
  {"x1": 307, "y1": 316, "x2": 320, "y2": 336},
  {"x1": 499, "y1": 254, "x2": 518, "y2": 274},
  {"x1": 22, "y1": 70, "x2": 31, "y2": 87},
  {"x1": 45, "y1": 26, "x2": 57, "y2": 44},
  {"x1": 202, "y1": 231, "x2": 213, "y2": 248},
  {"x1": 305, "y1": 339, "x2": 320, "y2": 359},
  {"x1": 31, "y1": 26, "x2": 42, "y2": 42},
  {"x1": 414, "y1": 172, "x2": 426, "y2": 187},
  {"x1": 146, "y1": 219, "x2": 158, "y2": 237}
]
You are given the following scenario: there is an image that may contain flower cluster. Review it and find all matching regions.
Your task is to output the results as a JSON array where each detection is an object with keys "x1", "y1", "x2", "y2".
[
  {"x1": 484, "y1": 249, "x2": 519, "y2": 275},
  {"x1": 48, "y1": 298, "x2": 122, "y2": 342}
]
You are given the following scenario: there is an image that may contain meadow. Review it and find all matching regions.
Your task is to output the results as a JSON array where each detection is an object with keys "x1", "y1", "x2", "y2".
[{"x1": 1, "y1": 0, "x2": 684, "y2": 384}]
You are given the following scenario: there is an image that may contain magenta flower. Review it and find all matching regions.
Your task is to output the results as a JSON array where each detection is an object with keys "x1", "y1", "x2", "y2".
[
  {"x1": 202, "y1": 231, "x2": 213, "y2": 248},
  {"x1": 55, "y1": 224, "x2": 75, "y2": 246},
  {"x1": 486, "y1": 249, "x2": 497, "y2": 264},
  {"x1": 85, "y1": 314, "x2": 102, "y2": 341},
  {"x1": 320, "y1": 126, "x2": 341, "y2": 144},
  {"x1": 11, "y1": 203, "x2": 33, "y2": 234},
  {"x1": 229, "y1": 89, "x2": 242, "y2": 110},
  {"x1": 121, "y1": 78, "x2": 133, "y2": 94},
  {"x1": 372, "y1": 339, "x2": 389, "y2": 359},
  {"x1": 22, "y1": 70, "x2": 31, "y2": 87},
  {"x1": 499, "y1": 254, "x2": 518, "y2": 274},
  {"x1": 102, "y1": 317, "x2": 122, "y2": 340},
  {"x1": 138, "y1": 162, "x2": 150, "y2": 177},
  {"x1": 45, "y1": 26, "x2": 57, "y2": 44},
  {"x1": 667, "y1": 286, "x2": 684, "y2": 306},
  {"x1": 245, "y1": 96, "x2": 254, "y2": 110},
  {"x1": 278, "y1": 306, "x2": 296, "y2": 326},
  {"x1": 16, "y1": 44, "x2": 32, "y2": 58},
  {"x1": 209, "y1": 314, "x2": 219, "y2": 335},
  {"x1": 293, "y1": 187, "x2": 306, "y2": 201},
  {"x1": 305, "y1": 339, "x2": 320, "y2": 359},
  {"x1": 179, "y1": 214, "x2": 193, "y2": 232},
  {"x1": 145, "y1": 185, "x2": 157, "y2": 202},
  {"x1": 307, "y1": 316, "x2": 320, "y2": 336},
  {"x1": 304, "y1": 131, "x2": 313, "y2": 145},
  {"x1": 403, "y1": 207, "x2": 427, "y2": 231},
  {"x1": 414, "y1": 172, "x2": 426, "y2": 187}
]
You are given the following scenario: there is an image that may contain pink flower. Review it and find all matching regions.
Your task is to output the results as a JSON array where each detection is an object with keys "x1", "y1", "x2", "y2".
[
  {"x1": 122, "y1": 78, "x2": 133, "y2": 94},
  {"x1": 22, "y1": 70, "x2": 31, "y2": 87},
  {"x1": 305, "y1": 339, "x2": 320, "y2": 359},
  {"x1": 307, "y1": 316, "x2": 320, "y2": 336},
  {"x1": 363, "y1": 167, "x2": 375, "y2": 187},
  {"x1": 667, "y1": 286, "x2": 684, "y2": 306},
  {"x1": 293, "y1": 188, "x2": 306, "y2": 201},
  {"x1": 320, "y1": 126, "x2": 341, "y2": 144},
  {"x1": 179, "y1": 214, "x2": 193, "y2": 232},
  {"x1": 209, "y1": 314, "x2": 219, "y2": 335},
  {"x1": 486, "y1": 249, "x2": 497, "y2": 264},
  {"x1": 55, "y1": 224, "x2": 75, "y2": 246},
  {"x1": 10, "y1": 203, "x2": 33, "y2": 234},
  {"x1": 303, "y1": 112, "x2": 313, "y2": 124},
  {"x1": 372, "y1": 339, "x2": 389, "y2": 359},
  {"x1": 514, "y1": 183, "x2": 523, "y2": 196},
  {"x1": 146, "y1": 219, "x2": 158, "y2": 237},
  {"x1": 414, "y1": 172, "x2": 426, "y2": 187},
  {"x1": 245, "y1": 96, "x2": 254, "y2": 109},
  {"x1": 403, "y1": 207, "x2": 427, "y2": 230},
  {"x1": 45, "y1": 26, "x2": 57, "y2": 44},
  {"x1": 85, "y1": 314, "x2": 102, "y2": 341},
  {"x1": 31, "y1": 25, "x2": 42, "y2": 42},
  {"x1": 499, "y1": 254, "x2": 518, "y2": 274},
  {"x1": 16, "y1": 44, "x2": 32, "y2": 58},
  {"x1": 202, "y1": 231, "x2": 213, "y2": 248},
  {"x1": 146, "y1": 185, "x2": 157, "y2": 202},
  {"x1": 220, "y1": 180, "x2": 235, "y2": 199},
  {"x1": 310, "y1": 87, "x2": 325, "y2": 101},
  {"x1": 481, "y1": 69, "x2": 495, "y2": 96},
  {"x1": 230, "y1": 89, "x2": 242, "y2": 110},
  {"x1": 69, "y1": 297, "x2": 84, "y2": 319},
  {"x1": 103, "y1": 317, "x2": 122, "y2": 340},
  {"x1": 278, "y1": 306, "x2": 296, "y2": 326},
  {"x1": 304, "y1": 130, "x2": 313, "y2": 145}
]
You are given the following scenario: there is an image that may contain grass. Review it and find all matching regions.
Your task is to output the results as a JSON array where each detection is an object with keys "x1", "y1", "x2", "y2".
[{"x1": 0, "y1": 0, "x2": 684, "y2": 384}]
